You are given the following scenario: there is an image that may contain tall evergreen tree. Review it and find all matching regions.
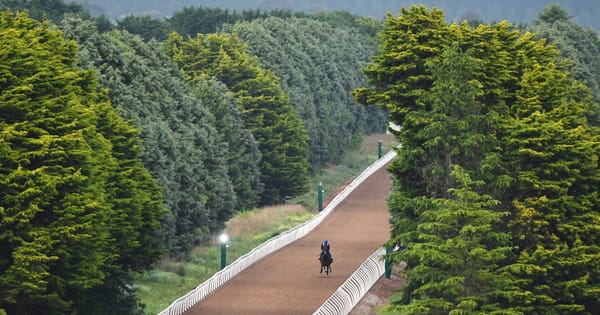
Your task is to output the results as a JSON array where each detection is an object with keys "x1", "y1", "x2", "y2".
[
  {"x1": 60, "y1": 16, "x2": 235, "y2": 257},
  {"x1": 0, "y1": 11, "x2": 163, "y2": 314},
  {"x1": 501, "y1": 55, "x2": 600, "y2": 314},
  {"x1": 164, "y1": 32, "x2": 310, "y2": 205},
  {"x1": 359, "y1": 5, "x2": 600, "y2": 314},
  {"x1": 232, "y1": 16, "x2": 387, "y2": 169},
  {"x1": 354, "y1": 5, "x2": 451, "y2": 130},
  {"x1": 192, "y1": 77, "x2": 263, "y2": 211},
  {"x1": 382, "y1": 167, "x2": 514, "y2": 314},
  {"x1": 528, "y1": 4, "x2": 600, "y2": 125}
]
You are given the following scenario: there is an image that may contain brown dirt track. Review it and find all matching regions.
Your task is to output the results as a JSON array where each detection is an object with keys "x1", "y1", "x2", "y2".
[{"x1": 184, "y1": 163, "x2": 393, "y2": 315}]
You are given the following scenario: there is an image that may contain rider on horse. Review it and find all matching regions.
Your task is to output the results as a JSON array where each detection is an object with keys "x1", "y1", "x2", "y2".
[{"x1": 319, "y1": 239, "x2": 333, "y2": 262}]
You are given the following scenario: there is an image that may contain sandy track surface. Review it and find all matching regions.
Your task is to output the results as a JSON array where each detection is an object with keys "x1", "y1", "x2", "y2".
[{"x1": 184, "y1": 164, "x2": 393, "y2": 315}]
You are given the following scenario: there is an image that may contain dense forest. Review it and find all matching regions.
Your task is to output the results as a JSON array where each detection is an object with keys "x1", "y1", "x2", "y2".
[
  {"x1": 1, "y1": 0, "x2": 600, "y2": 314},
  {"x1": 0, "y1": 0, "x2": 387, "y2": 314},
  {"x1": 72, "y1": 0, "x2": 600, "y2": 31}
]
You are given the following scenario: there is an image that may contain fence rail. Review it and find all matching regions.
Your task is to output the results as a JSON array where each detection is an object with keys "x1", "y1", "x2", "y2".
[
  {"x1": 313, "y1": 247, "x2": 386, "y2": 315},
  {"x1": 158, "y1": 150, "x2": 397, "y2": 315}
]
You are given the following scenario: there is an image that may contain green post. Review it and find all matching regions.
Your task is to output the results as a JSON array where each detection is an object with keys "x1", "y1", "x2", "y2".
[
  {"x1": 385, "y1": 245, "x2": 392, "y2": 279},
  {"x1": 378, "y1": 140, "x2": 383, "y2": 159},
  {"x1": 219, "y1": 234, "x2": 228, "y2": 270},
  {"x1": 318, "y1": 182, "x2": 324, "y2": 212}
]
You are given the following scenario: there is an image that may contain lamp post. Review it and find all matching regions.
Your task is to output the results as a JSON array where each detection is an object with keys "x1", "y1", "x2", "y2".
[
  {"x1": 219, "y1": 233, "x2": 228, "y2": 270},
  {"x1": 318, "y1": 181, "x2": 324, "y2": 212}
]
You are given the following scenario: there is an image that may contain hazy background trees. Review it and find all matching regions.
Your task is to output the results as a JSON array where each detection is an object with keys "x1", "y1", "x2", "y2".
[
  {"x1": 70, "y1": 0, "x2": 600, "y2": 30},
  {"x1": 230, "y1": 15, "x2": 387, "y2": 169}
]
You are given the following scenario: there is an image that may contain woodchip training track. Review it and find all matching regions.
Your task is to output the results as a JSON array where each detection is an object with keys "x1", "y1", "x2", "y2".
[{"x1": 184, "y1": 163, "x2": 393, "y2": 315}]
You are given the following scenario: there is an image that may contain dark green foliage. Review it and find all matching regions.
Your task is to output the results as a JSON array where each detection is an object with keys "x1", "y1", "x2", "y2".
[
  {"x1": 0, "y1": 11, "x2": 163, "y2": 314},
  {"x1": 93, "y1": 14, "x2": 114, "y2": 32},
  {"x1": 117, "y1": 14, "x2": 170, "y2": 41},
  {"x1": 0, "y1": 0, "x2": 88, "y2": 23},
  {"x1": 167, "y1": 6, "x2": 239, "y2": 37},
  {"x1": 60, "y1": 16, "x2": 236, "y2": 257},
  {"x1": 232, "y1": 17, "x2": 388, "y2": 169},
  {"x1": 164, "y1": 32, "x2": 310, "y2": 205},
  {"x1": 66, "y1": 0, "x2": 600, "y2": 32},
  {"x1": 192, "y1": 78, "x2": 263, "y2": 211},
  {"x1": 528, "y1": 4, "x2": 600, "y2": 125}
]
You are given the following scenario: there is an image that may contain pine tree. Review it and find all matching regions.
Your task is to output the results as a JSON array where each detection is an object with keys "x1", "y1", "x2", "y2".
[
  {"x1": 60, "y1": 16, "x2": 237, "y2": 257},
  {"x1": 0, "y1": 11, "x2": 164, "y2": 313},
  {"x1": 501, "y1": 54, "x2": 600, "y2": 314},
  {"x1": 164, "y1": 32, "x2": 310, "y2": 205},
  {"x1": 382, "y1": 167, "x2": 514, "y2": 314},
  {"x1": 360, "y1": 5, "x2": 600, "y2": 313}
]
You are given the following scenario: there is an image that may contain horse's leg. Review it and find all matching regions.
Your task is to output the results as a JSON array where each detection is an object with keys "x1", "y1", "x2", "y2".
[{"x1": 320, "y1": 264, "x2": 323, "y2": 273}]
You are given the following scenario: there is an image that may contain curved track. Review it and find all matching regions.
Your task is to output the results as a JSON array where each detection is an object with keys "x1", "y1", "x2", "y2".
[{"x1": 184, "y1": 164, "x2": 393, "y2": 315}]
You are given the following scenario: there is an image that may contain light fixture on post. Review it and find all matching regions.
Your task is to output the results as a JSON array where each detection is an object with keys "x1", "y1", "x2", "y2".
[{"x1": 219, "y1": 233, "x2": 228, "y2": 270}]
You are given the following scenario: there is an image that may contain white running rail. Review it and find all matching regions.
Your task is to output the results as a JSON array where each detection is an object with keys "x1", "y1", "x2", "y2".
[
  {"x1": 313, "y1": 247, "x2": 386, "y2": 315},
  {"x1": 158, "y1": 150, "x2": 397, "y2": 315}
]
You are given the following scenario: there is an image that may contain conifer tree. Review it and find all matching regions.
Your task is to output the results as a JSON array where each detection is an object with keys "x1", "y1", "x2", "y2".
[
  {"x1": 164, "y1": 32, "x2": 310, "y2": 205},
  {"x1": 354, "y1": 5, "x2": 451, "y2": 128},
  {"x1": 0, "y1": 11, "x2": 163, "y2": 313},
  {"x1": 529, "y1": 4, "x2": 600, "y2": 125},
  {"x1": 359, "y1": 5, "x2": 600, "y2": 313},
  {"x1": 382, "y1": 167, "x2": 514, "y2": 314},
  {"x1": 501, "y1": 55, "x2": 600, "y2": 314},
  {"x1": 60, "y1": 16, "x2": 237, "y2": 257},
  {"x1": 232, "y1": 16, "x2": 388, "y2": 169}
]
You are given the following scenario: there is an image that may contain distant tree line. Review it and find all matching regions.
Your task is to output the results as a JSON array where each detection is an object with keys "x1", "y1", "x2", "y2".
[{"x1": 69, "y1": 0, "x2": 600, "y2": 31}]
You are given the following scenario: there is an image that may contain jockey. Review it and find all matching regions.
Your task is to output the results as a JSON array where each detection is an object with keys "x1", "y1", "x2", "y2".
[
  {"x1": 319, "y1": 239, "x2": 333, "y2": 261},
  {"x1": 321, "y1": 239, "x2": 330, "y2": 252}
]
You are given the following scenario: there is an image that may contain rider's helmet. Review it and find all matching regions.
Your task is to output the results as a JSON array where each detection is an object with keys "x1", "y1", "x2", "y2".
[{"x1": 323, "y1": 240, "x2": 329, "y2": 246}]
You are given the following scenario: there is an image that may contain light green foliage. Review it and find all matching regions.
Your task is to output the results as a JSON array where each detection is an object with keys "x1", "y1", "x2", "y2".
[
  {"x1": 354, "y1": 6, "x2": 451, "y2": 126},
  {"x1": 502, "y1": 55, "x2": 600, "y2": 313},
  {"x1": 529, "y1": 4, "x2": 600, "y2": 124},
  {"x1": 362, "y1": 5, "x2": 600, "y2": 314},
  {"x1": 0, "y1": 11, "x2": 164, "y2": 314},
  {"x1": 164, "y1": 32, "x2": 310, "y2": 205},
  {"x1": 383, "y1": 167, "x2": 513, "y2": 314}
]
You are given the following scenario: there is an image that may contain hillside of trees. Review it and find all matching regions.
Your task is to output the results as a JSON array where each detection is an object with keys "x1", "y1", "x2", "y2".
[
  {"x1": 72, "y1": 0, "x2": 600, "y2": 31},
  {"x1": 1, "y1": 0, "x2": 600, "y2": 314}
]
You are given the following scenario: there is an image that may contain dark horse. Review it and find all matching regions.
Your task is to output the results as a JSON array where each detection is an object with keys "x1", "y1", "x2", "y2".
[{"x1": 319, "y1": 248, "x2": 333, "y2": 275}]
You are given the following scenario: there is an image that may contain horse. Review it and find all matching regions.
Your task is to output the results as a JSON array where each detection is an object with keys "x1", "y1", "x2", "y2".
[{"x1": 319, "y1": 248, "x2": 333, "y2": 275}]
